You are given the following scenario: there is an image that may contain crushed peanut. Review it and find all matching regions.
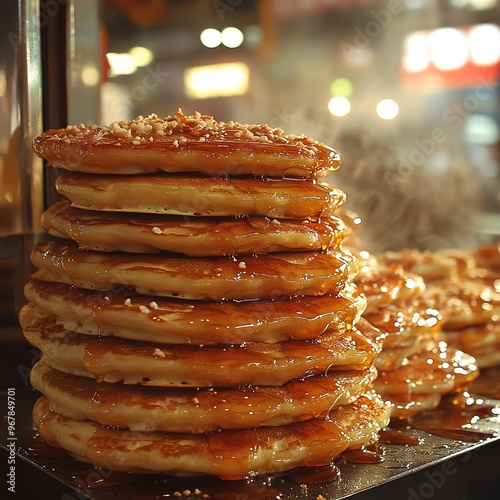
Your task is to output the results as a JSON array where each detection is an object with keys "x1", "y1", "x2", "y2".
[{"x1": 38, "y1": 109, "x2": 336, "y2": 161}]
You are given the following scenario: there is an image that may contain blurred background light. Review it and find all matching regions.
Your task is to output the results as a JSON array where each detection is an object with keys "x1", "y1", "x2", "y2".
[
  {"x1": 403, "y1": 31, "x2": 430, "y2": 72},
  {"x1": 0, "y1": 69, "x2": 6, "y2": 97},
  {"x1": 107, "y1": 52, "x2": 137, "y2": 76},
  {"x1": 469, "y1": 24, "x2": 500, "y2": 65},
  {"x1": 200, "y1": 28, "x2": 222, "y2": 48},
  {"x1": 81, "y1": 65, "x2": 99, "y2": 86},
  {"x1": 184, "y1": 62, "x2": 249, "y2": 99},
  {"x1": 429, "y1": 28, "x2": 468, "y2": 70},
  {"x1": 328, "y1": 96, "x2": 351, "y2": 117},
  {"x1": 129, "y1": 46, "x2": 154, "y2": 67},
  {"x1": 221, "y1": 27, "x2": 244, "y2": 48},
  {"x1": 465, "y1": 114, "x2": 500, "y2": 145},
  {"x1": 244, "y1": 25, "x2": 263, "y2": 47},
  {"x1": 376, "y1": 99, "x2": 399, "y2": 120},
  {"x1": 329, "y1": 78, "x2": 353, "y2": 98}
]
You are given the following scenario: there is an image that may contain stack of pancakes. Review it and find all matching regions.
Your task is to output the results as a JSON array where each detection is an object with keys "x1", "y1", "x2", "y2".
[
  {"x1": 380, "y1": 247, "x2": 500, "y2": 369},
  {"x1": 21, "y1": 110, "x2": 390, "y2": 479},
  {"x1": 351, "y1": 249, "x2": 479, "y2": 419}
]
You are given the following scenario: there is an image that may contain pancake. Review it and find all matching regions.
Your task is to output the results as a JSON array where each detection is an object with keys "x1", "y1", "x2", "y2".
[
  {"x1": 21, "y1": 305, "x2": 380, "y2": 387},
  {"x1": 374, "y1": 343, "x2": 478, "y2": 397},
  {"x1": 460, "y1": 344, "x2": 500, "y2": 368},
  {"x1": 355, "y1": 268, "x2": 426, "y2": 314},
  {"x1": 32, "y1": 110, "x2": 341, "y2": 179},
  {"x1": 373, "y1": 339, "x2": 426, "y2": 373},
  {"x1": 24, "y1": 280, "x2": 366, "y2": 344},
  {"x1": 419, "y1": 281, "x2": 500, "y2": 330},
  {"x1": 55, "y1": 172, "x2": 345, "y2": 220},
  {"x1": 378, "y1": 249, "x2": 459, "y2": 282},
  {"x1": 41, "y1": 200, "x2": 346, "y2": 256},
  {"x1": 30, "y1": 239, "x2": 356, "y2": 301},
  {"x1": 30, "y1": 361, "x2": 377, "y2": 432},
  {"x1": 445, "y1": 320, "x2": 500, "y2": 351},
  {"x1": 364, "y1": 305, "x2": 441, "y2": 350},
  {"x1": 385, "y1": 392, "x2": 442, "y2": 420},
  {"x1": 474, "y1": 243, "x2": 500, "y2": 270},
  {"x1": 362, "y1": 305, "x2": 443, "y2": 372},
  {"x1": 32, "y1": 392, "x2": 390, "y2": 478}
]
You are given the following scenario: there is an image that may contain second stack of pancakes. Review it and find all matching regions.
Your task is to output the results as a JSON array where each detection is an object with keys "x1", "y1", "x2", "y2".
[
  {"x1": 21, "y1": 110, "x2": 390, "y2": 479},
  {"x1": 346, "y1": 246, "x2": 480, "y2": 420}
]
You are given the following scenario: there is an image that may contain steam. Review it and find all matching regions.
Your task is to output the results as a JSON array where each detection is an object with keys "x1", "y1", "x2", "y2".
[
  {"x1": 281, "y1": 107, "x2": 481, "y2": 254},
  {"x1": 329, "y1": 123, "x2": 481, "y2": 253}
]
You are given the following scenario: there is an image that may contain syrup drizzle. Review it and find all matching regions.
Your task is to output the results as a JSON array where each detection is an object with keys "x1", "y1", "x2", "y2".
[
  {"x1": 340, "y1": 443, "x2": 385, "y2": 464},
  {"x1": 16, "y1": 383, "x2": 499, "y2": 495},
  {"x1": 289, "y1": 464, "x2": 341, "y2": 485},
  {"x1": 408, "y1": 391, "x2": 497, "y2": 442}
]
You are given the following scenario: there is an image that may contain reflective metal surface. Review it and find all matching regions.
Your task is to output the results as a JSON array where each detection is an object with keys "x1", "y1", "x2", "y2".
[
  {"x1": 2, "y1": 387, "x2": 499, "y2": 500},
  {"x1": 0, "y1": 0, "x2": 43, "y2": 323}
]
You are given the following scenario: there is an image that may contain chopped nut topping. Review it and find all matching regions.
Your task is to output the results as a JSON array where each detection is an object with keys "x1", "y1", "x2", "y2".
[
  {"x1": 124, "y1": 298, "x2": 132, "y2": 306},
  {"x1": 152, "y1": 226, "x2": 162, "y2": 234},
  {"x1": 36, "y1": 108, "x2": 336, "y2": 161},
  {"x1": 238, "y1": 261, "x2": 247, "y2": 269},
  {"x1": 153, "y1": 348, "x2": 165, "y2": 358},
  {"x1": 139, "y1": 305, "x2": 150, "y2": 314}
]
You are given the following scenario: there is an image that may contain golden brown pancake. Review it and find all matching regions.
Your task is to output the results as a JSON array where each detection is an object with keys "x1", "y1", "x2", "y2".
[
  {"x1": 21, "y1": 305, "x2": 380, "y2": 387},
  {"x1": 363, "y1": 306, "x2": 442, "y2": 372},
  {"x1": 30, "y1": 361, "x2": 377, "y2": 432},
  {"x1": 474, "y1": 243, "x2": 500, "y2": 270},
  {"x1": 30, "y1": 239, "x2": 356, "y2": 300},
  {"x1": 373, "y1": 340, "x2": 426, "y2": 373},
  {"x1": 459, "y1": 344, "x2": 500, "y2": 368},
  {"x1": 374, "y1": 343, "x2": 478, "y2": 397},
  {"x1": 444, "y1": 318, "x2": 500, "y2": 368},
  {"x1": 385, "y1": 392, "x2": 442, "y2": 420},
  {"x1": 355, "y1": 267, "x2": 426, "y2": 313},
  {"x1": 378, "y1": 249, "x2": 459, "y2": 282},
  {"x1": 42, "y1": 201, "x2": 346, "y2": 256},
  {"x1": 55, "y1": 172, "x2": 345, "y2": 219},
  {"x1": 419, "y1": 280, "x2": 500, "y2": 330},
  {"x1": 445, "y1": 320, "x2": 500, "y2": 350},
  {"x1": 32, "y1": 110, "x2": 341, "y2": 179},
  {"x1": 32, "y1": 392, "x2": 390, "y2": 478},
  {"x1": 24, "y1": 280, "x2": 366, "y2": 344}
]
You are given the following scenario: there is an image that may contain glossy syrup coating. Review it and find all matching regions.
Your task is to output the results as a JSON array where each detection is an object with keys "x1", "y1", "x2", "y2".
[
  {"x1": 30, "y1": 361, "x2": 377, "y2": 432},
  {"x1": 42, "y1": 200, "x2": 347, "y2": 256},
  {"x1": 32, "y1": 392, "x2": 390, "y2": 479},
  {"x1": 24, "y1": 280, "x2": 366, "y2": 345},
  {"x1": 30, "y1": 239, "x2": 357, "y2": 301},
  {"x1": 20, "y1": 304, "x2": 380, "y2": 387},
  {"x1": 54, "y1": 172, "x2": 346, "y2": 219},
  {"x1": 32, "y1": 109, "x2": 341, "y2": 178}
]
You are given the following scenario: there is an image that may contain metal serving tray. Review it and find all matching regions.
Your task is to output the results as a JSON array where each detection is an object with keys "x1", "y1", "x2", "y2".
[{"x1": 2, "y1": 385, "x2": 499, "y2": 500}]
